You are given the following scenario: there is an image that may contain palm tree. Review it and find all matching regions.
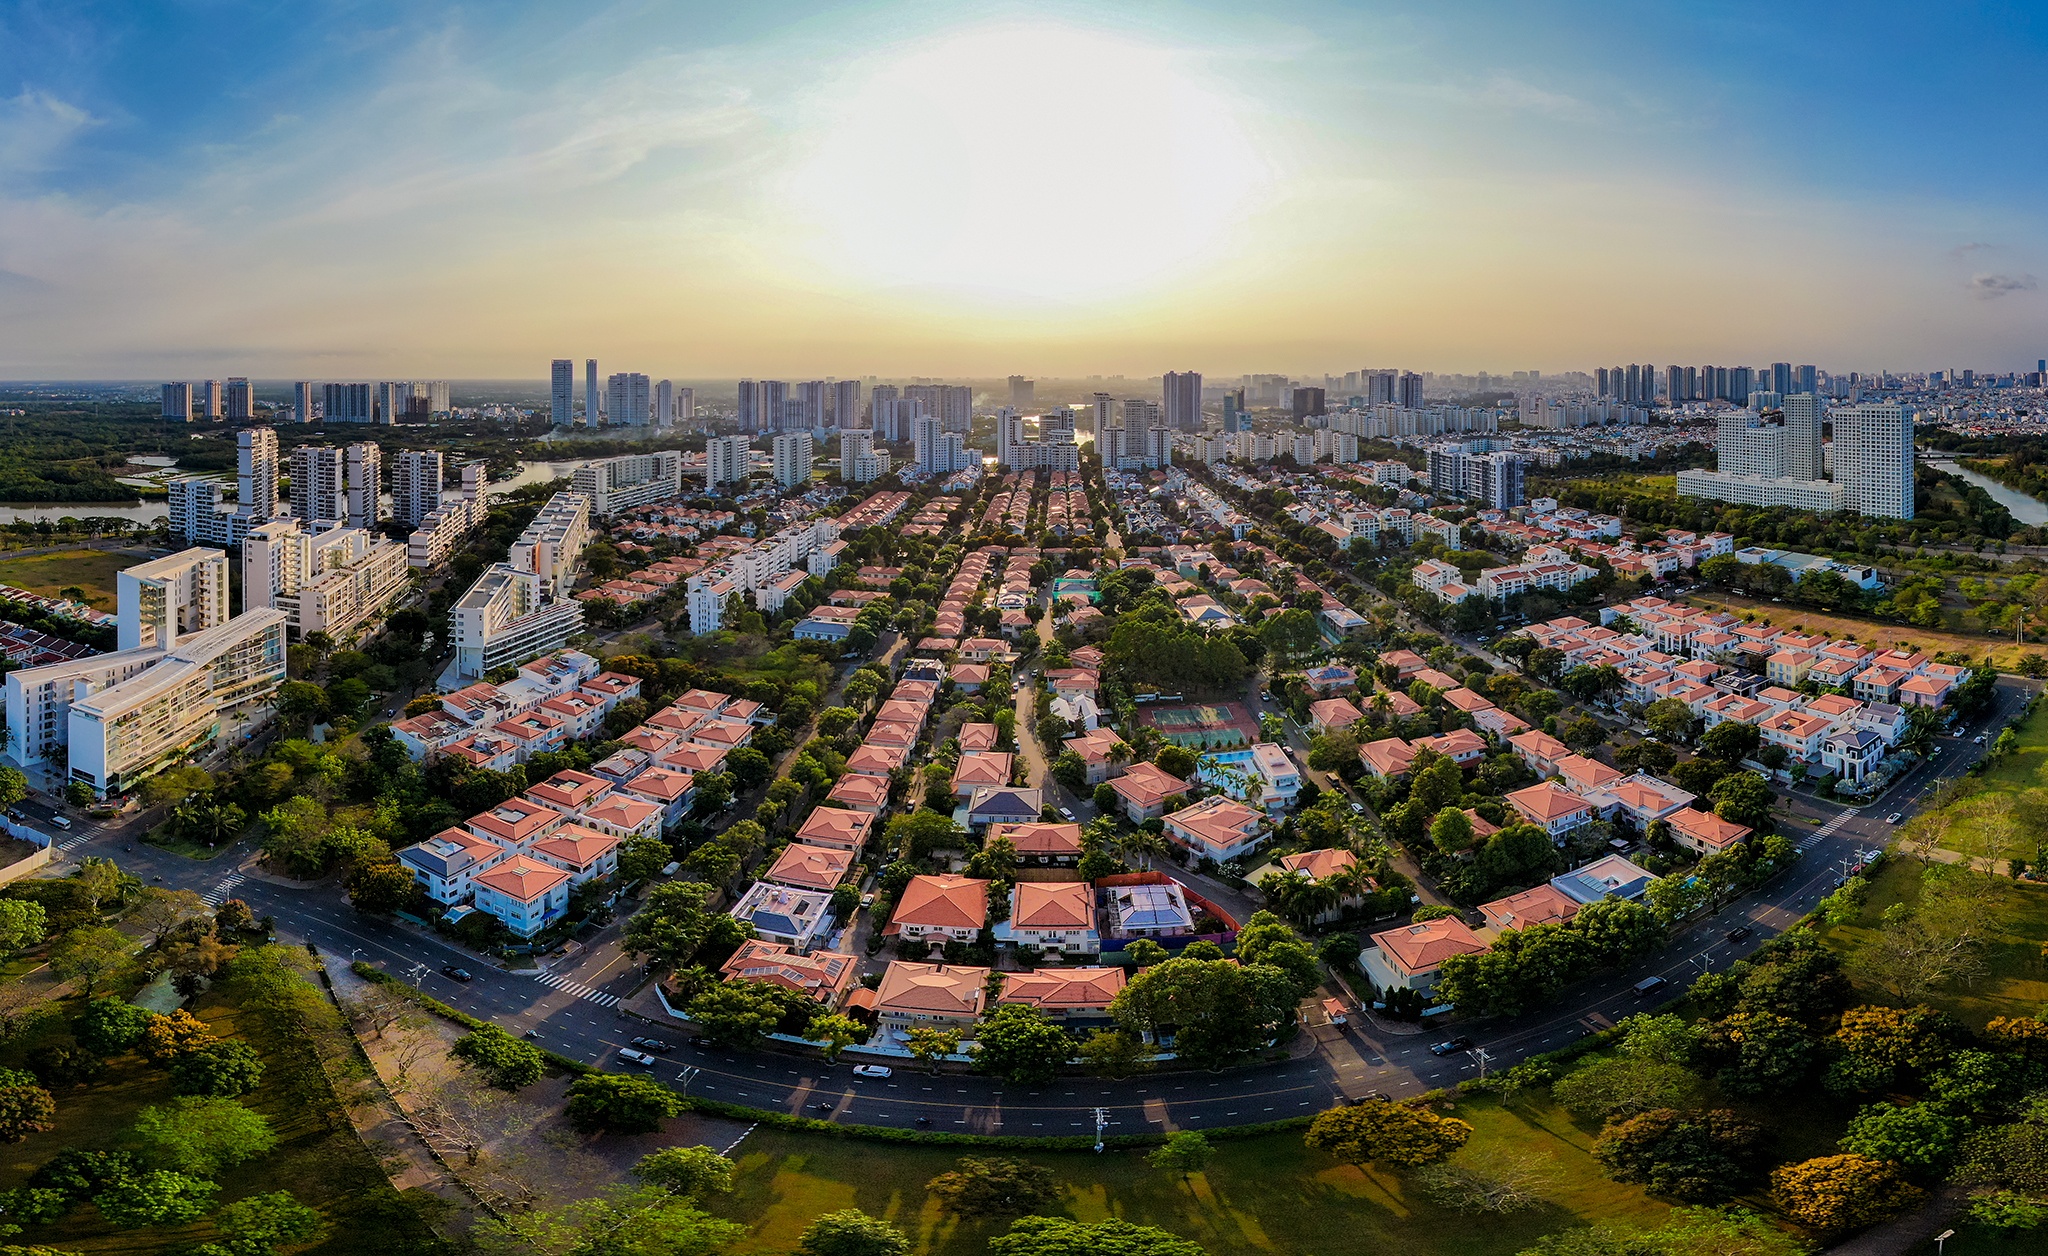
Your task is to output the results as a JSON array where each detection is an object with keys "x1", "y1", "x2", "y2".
[{"x1": 1120, "y1": 829, "x2": 1168, "y2": 872}]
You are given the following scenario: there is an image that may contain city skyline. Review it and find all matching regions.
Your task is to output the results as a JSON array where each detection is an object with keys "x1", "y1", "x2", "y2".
[{"x1": 3, "y1": 2, "x2": 2047, "y2": 377}]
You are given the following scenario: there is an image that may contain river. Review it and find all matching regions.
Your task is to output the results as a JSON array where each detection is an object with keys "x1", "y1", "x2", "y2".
[
  {"x1": 0, "y1": 458, "x2": 584, "y2": 528},
  {"x1": 1926, "y1": 456, "x2": 2048, "y2": 527}
]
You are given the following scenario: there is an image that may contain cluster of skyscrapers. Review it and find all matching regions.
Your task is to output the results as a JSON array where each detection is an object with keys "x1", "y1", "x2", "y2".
[
  {"x1": 162, "y1": 379, "x2": 449, "y2": 424},
  {"x1": 1678, "y1": 397, "x2": 1914, "y2": 519},
  {"x1": 550, "y1": 359, "x2": 696, "y2": 428}
]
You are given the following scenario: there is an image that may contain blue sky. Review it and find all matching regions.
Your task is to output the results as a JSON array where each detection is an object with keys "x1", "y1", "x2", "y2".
[{"x1": 2, "y1": 0, "x2": 2044, "y2": 377}]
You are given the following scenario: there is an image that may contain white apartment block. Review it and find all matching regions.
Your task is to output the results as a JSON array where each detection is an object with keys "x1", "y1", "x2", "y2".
[
  {"x1": 242, "y1": 520, "x2": 412, "y2": 643},
  {"x1": 172, "y1": 426, "x2": 281, "y2": 547},
  {"x1": 913, "y1": 416, "x2": 975, "y2": 474},
  {"x1": 345, "y1": 442, "x2": 381, "y2": 529},
  {"x1": 5, "y1": 645, "x2": 166, "y2": 772},
  {"x1": 772, "y1": 432, "x2": 815, "y2": 488},
  {"x1": 161, "y1": 382, "x2": 192, "y2": 422},
  {"x1": 508, "y1": 492, "x2": 592, "y2": 599},
  {"x1": 572, "y1": 451, "x2": 683, "y2": 514},
  {"x1": 392, "y1": 450, "x2": 443, "y2": 528},
  {"x1": 1676, "y1": 470, "x2": 1851, "y2": 513},
  {"x1": 706, "y1": 436, "x2": 751, "y2": 490},
  {"x1": 117, "y1": 548, "x2": 230, "y2": 651},
  {"x1": 67, "y1": 609, "x2": 288, "y2": 796},
  {"x1": 839, "y1": 429, "x2": 890, "y2": 483},
  {"x1": 684, "y1": 517, "x2": 841, "y2": 632},
  {"x1": 450, "y1": 563, "x2": 585, "y2": 682},
  {"x1": 289, "y1": 445, "x2": 345, "y2": 524},
  {"x1": 407, "y1": 492, "x2": 483, "y2": 570},
  {"x1": 605, "y1": 372, "x2": 652, "y2": 426},
  {"x1": 1829, "y1": 402, "x2": 1914, "y2": 520}
]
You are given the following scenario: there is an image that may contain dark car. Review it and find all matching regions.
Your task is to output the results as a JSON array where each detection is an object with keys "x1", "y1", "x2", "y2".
[
  {"x1": 1429, "y1": 1037, "x2": 1473, "y2": 1056},
  {"x1": 440, "y1": 965, "x2": 473, "y2": 982},
  {"x1": 631, "y1": 1037, "x2": 674, "y2": 1054},
  {"x1": 1724, "y1": 926, "x2": 1753, "y2": 943},
  {"x1": 1349, "y1": 1090, "x2": 1393, "y2": 1104}
]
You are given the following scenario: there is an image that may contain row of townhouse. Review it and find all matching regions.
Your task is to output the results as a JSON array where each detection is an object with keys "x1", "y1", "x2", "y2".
[{"x1": 389, "y1": 651, "x2": 648, "y2": 764}]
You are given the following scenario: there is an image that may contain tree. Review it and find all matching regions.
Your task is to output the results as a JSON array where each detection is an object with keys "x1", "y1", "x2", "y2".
[
  {"x1": 565, "y1": 1072, "x2": 683, "y2": 1134},
  {"x1": 347, "y1": 859, "x2": 418, "y2": 914},
  {"x1": 973, "y1": 1004, "x2": 1073, "y2": 1086},
  {"x1": 618, "y1": 834, "x2": 672, "y2": 883},
  {"x1": 1148, "y1": 1130, "x2": 1213, "y2": 1181},
  {"x1": 170, "y1": 1041, "x2": 264, "y2": 1098},
  {"x1": 1122, "y1": 938, "x2": 1168, "y2": 968},
  {"x1": 1700, "y1": 1011, "x2": 1812, "y2": 1095},
  {"x1": 75, "y1": 997, "x2": 154, "y2": 1055},
  {"x1": 212, "y1": 1190, "x2": 326, "y2": 1255},
  {"x1": 988, "y1": 1217, "x2": 1209, "y2": 1256},
  {"x1": 1077, "y1": 1028, "x2": 1152, "y2": 1078},
  {"x1": 1093, "y1": 781, "x2": 1120, "y2": 814},
  {"x1": 1552, "y1": 1057, "x2": 1703, "y2": 1123},
  {"x1": 1304, "y1": 1102, "x2": 1473, "y2": 1168},
  {"x1": 806, "y1": 1012, "x2": 865, "y2": 1062},
  {"x1": 798, "y1": 1209, "x2": 911, "y2": 1256},
  {"x1": 0, "y1": 764, "x2": 25, "y2": 811},
  {"x1": 1559, "y1": 715, "x2": 1605, "y2": 752},
  {"x1": 48, "y1": 926, "x2": 131, "y2": 997},
  {"x1": 906, "y1": 1026, "x2": 962, "y2": 1072},
  {"x1": 1668, "y1": 757, "x2": 1730, "y2": 797},
  {"x1": 687, "y1": 982, "x2": 794, "y2": 1048},
  {"x1": 1050, "y1": 750, "x2": 1088, "y2": 793},
  {"x1": 0, "y1": 899, "x2": 47, "y2": 952},
  {"x1": 925, "y1": 1156, "x2": 1062, "y2": 1217},
  {"x1": 623, "y1": 881, "x2": 724, "y2": 967},
  {"x1": 633, "y1": 1145, "x2": 734, "y2": 1198},
  {"x1": 1112, "y1": 957, "x2": 1278, "y2": 1061},
  {"x1": 1572, "y1": 898, "x2": 1666, "y2": 967},
  {"x1": 1431, "y1": 807, "x2": 1476, "y2": 854},
  {"x1": 138, "y1": 1009, "x2": 218, "y2": 1063},
  {"x1": 727, "y1": 746, "x2": 773, "y2": 789},
  {"x1": 93, "y1": 1169, "x2": 219, "y2": 1228},
  {"x1": 1595, "y1": 1108, "x2": 1769, "y2": 1203},
  {"x1": 131, "y1": 1096, "x2": 276, "y2": 1175},
  {"x1": 1708, "y1": 772, "x2": 1774, "y2": 831},
  {"x1": 451, "y1": 1027, "x2": 547, "y2": 1090},
  {"x1": 1154, "y1": 745, "x2": 1198, "y2": 779},
  {"x1": 1838, "y1": 1101, "x2": 1964, "y2": 1176},
  {"x1": 1768, "y1": 1154, "x2": 1925, "y2": 1237},
  {"x1": 1698, "y1": 720, "x2": 1760, "y2": 764},
  {"x1": 0, "y1": 1077, "x2": 56, "y2": 1141},
  {"x1": 1644, "y1": 699, "x2": 1695, "y2": 743},
  {"x1": 1413, "y1": 1145, "x2": 1559, "y2": 1215}
]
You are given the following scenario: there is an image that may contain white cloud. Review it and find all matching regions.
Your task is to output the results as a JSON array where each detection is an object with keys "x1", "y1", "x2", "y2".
[{"x1": 0, "y1": 88, "x2": 100, "y2": 176}]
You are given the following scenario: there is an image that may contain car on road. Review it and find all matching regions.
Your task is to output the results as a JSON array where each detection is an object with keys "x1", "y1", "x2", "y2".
[
  {"x1": 1428, "y1": 1037, "x2": 1473, "y2": 1056},
  {"x1": 618, "y1": 1048, "x2": 657, "y2": 1067},
  {"x1": 48, "y1": 816, "x2": 71, "y2": 830},
  {"x1": 1059, "y1": 807, "x2": 1077, "y2": 822},
  {"x1": 1349, "y1": 1091, "x2": 1393, "y2": 1104},
  {"x1": 1974, "y1": 734, "x2": 1986, "y2": 745},
  {"x1": 631, "y1": 1037, "x2": 673, "y2": 1053},
  {"x1": 1887, "y1": 812, "x2": 1904, "y2": 824},
  {"x1": 1350, "y1": 802, "x2": 1365, "y2": 814},
  {"x1": 1631, "y1": 975, "x2": 1668, "y2": 996},
  {"x1": 440, "y1": 965, "x2": 473, "y2": 982},
  {"x1": 1724, "y1": 926, "x2": 1753, "y2": 943},
  {"x1": 852, "y1": 1064, "x2": 892, "y2": 1078}
]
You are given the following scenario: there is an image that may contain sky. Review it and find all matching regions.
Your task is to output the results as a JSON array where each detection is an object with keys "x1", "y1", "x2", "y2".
[{"x1": 2, "y1": 0, "x2": 2046, "y2": 380}]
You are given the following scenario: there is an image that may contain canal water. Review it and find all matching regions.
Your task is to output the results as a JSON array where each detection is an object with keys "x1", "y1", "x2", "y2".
[{"x1": 1928, "y1": 457, "x2": 2048, "y2": 527}]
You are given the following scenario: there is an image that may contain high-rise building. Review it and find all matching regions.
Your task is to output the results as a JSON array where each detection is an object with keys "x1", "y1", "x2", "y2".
[
  {"x1": 117, "y1": 548, "x2": 230, "y2": 651},
  {"x1": 905, "y1": 384, "x2": 972, "y2": 432},
  {"x1": 323, "y1": 382, "x2": 374, "y2": 424},
  {"x1": 224, "y1": 378, "x2": 253, "y2": 421},
  {"x1": 1796, "y1": 364, "x2": 1818, "y2": 394},
  {"x1": 572, "y1": 451, "x2": 683, "y2": 514},
  {"x1": 995, "y1": 408, "x2": 1024, "y2": 468},
  {"x1": 291, "y1": 381, "x2": 315, "y2": 423},
  {"x1": 1716, "y1": 411, "x2": 1790, "y2": 479},
  {"x1": 551, "y1": 360, "x2": 575, "y2": 426},
  {"x1": 1163, "y1": 371, "x2": 1202, "y2": 432},
  {"x1": 797, "y1": 380, "x2": 828, "y2": 430},
  {"x1": 1088, "y1": 393, "x2": 1114, "y2": 440},
  {"x1": 760, "y1": 380, "x2": 790, "y2": 430},
  {"x1": 345, "y1": 442, "x2": 382, "y2": 529},
  {"x1": 772, "y1": 432, "x2": 815, "y2": 488},
  {"x1": 392, "y1": 450, "x2": 444, "y2": 529},
  {"x1": 655, "y1": 379, "x2": 674, "y2": 428},
  {"x1": 201, "y1": 380, "x2": 224, "y2": 419},
  {"x1": 1781, "y1": 393, "x2": 1824, "y2": 482},
  {"x1": 1830, "y1": 402, "x2": 1914, "y2": 519},
  {"x1": 1770, "y1": 362, "x2": 1793, "y2": 395},
  {"x1": 1291, "y1": 387, "x2": 1326, "y2": 419},
  {"x1": 584, "y1": 359, "x2": 598, "y2": 427},
  {"x1": 737, "y1": 379, "x2": 760, "y2": 430},
  {"x1": 243, "y1": 519, "x2": 411, "y2": 643},
  {"x1": 674, "y1": 386, "x2": 697, "y2": 427},
  {"x1": 1008, "y1": 376, "x2": 1034, "y2": 409},
  {"x1": 1399, "y1": 372, "x2": 1424, "y2": 409},
  {"x1": 161, "y1": 382, "x2": 192, "y2": 422},
  {"x1": 840, "y1": 429, "x2": 888, "y2": 483},
  {"x1": 239, "y1": 427, "x2": 279, "y2": 520},
  {"x1": 706, "y1": 436, "x2": 752, "y2": 490},
  {"x1": 831, "y1": 379, "x2": 861, "y2": 430},
  {"x1": 913, "y1": 415, "x2": 974, "y2": 474},
  {"x1": 605, "y1": 372, "x2": 651, "y2": 426},
  {"x1": 289, "y1": 445, "x2": 345, "y2": 524},
  {"x1": 1221, "y1": 388, "x2": 1247, "y2": 432}
]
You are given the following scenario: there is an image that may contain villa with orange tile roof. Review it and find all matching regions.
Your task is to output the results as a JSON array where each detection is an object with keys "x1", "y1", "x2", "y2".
[
  {"x1": 1163, "y1": 795, "x2": 1266, "y2": 863},
  {"x1": 616, "y1": 766, "x2": 695, "y2": 824},
  {"x1": 1357, "y1": 737, "x2": 1418, "y2": 780},
  {"x1": 987, "y1": 821, "x2": 1083, "y2": 865},
  {"x1": 873, "y1": 962, "x2": 988, "y2": 1035},
  {"x1": 525, "y1": 769, "x2": 610, "y2": 816},
  {"x1": 1555, "y1": 753, "x2": 1622, "y2": 795},
  {"x1": 762, "y1": 842, "x2": 856, "y2": 892},
  {"x1": 951, "y1": 751, "x2": 1015, "y2": 797},
  {"x1": 997, "y1": 967, "x2": 1126, "y2": 1019},
  {"x1": 718, "y1": 939, "x2": 858, "y2": 1006},
  {"x1": 958, "y1": 721, "x2": 999, "y2": 753},
  {"x1": 845, "y1": 742, "x2": 909, "y2": 776},
  {"x1": 998, "y1": 881, "x2": 1100, "y2": 954},
  {"x1": 1478, "y1": 883, "x2": 1581, "y2": 933},
  {"x1": 467, "y1": 797, "x2": 568, "y2": 850},
  {"x1": 1066, "y1": 727, "x2": 1130, "y2": 784},
  {"x1": 656, "y1": 742, "x2": 727, "y2": 776},
  {"x1": 883, "y1": 874, "x2": 990, "y2": 947},
  {"x1": 1107, "y1": 761, "x2": 1188, "y2": 823},
  {"x1": 823, "y1": 774, "x2": 890, "y2": 815},
  {"x1": 528, "y1": 822, "x2": 621, "y2": 885},
  {"x1": 1666, "y1": 806, "x2": 1752, "y2": 854},
  {"x1": 1308, "y1": 698, "x2": 1365, "y2": 734},
  {"x1": 1361, "y1": 916, "x2": 1488, "y2": 991},
  {"x1": 1508, "y1": 729, "x2": 1571, "y2": 775},
  {"x1": 472, "y1": 855, "x2": 572, "y2": 938},
  {"x1": 793, "y1": 805, "x2": 875, "y2": 853},
  {"x1": 1506, "y1": 781, "x2": 1596, "y2": 837}
]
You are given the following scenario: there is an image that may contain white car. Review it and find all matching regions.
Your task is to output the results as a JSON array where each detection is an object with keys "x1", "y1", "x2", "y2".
[
  {"x1": 618, "y1": 1048, "x2": 657, "y2": 1067},
  {"x1": 851, "y1": 1064, "x2": 892, "y2": 1079}
]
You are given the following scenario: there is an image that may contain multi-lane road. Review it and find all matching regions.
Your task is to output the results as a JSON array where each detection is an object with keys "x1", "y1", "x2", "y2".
[{"x1": 31, "y1": 672, "x2": 2030, "y2": 1139}]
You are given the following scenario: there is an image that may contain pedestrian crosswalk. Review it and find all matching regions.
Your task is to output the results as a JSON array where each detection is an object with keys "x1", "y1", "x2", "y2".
[
  {"x1": 1796, "y1": 810, "x2": 1859, "y2": 851},
  {"x1": 531, "y1": 971, "x2": 621, "y2": 1008},
  {"x1": 54, "y1": 832, "x2": 94, "y2": 851},
  {"x1": 201, "y1": 873, "x2": 246, "y2": 907}
]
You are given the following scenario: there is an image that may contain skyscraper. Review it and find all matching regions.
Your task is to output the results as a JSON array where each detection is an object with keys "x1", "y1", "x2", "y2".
[
  {"x1": 771, "y1": 432, "x2": 814, "y2": 488},
  {"x1": 606, "y1": 373, "x2": 651, "y2": 426},
  {"x1": 551, "y1": 360, "x2": 575, "y2": 426},
  {"x1": 797, "y1": 380, "x2": 828, "y2": 430},
  {"x1": 759, "y1": 380, "x2": 789, "y2": 431},
  {"x1": 238, "y1": 427, "x2": 279, "y2": 520},
  {"x1": 655, "y1": 379, "x2": 674, "y2": 429},
  {"x1": 1008, "y1": 376, "x2": 1034, "y2": 409},
  {"x1": 1398, "y1": 372, "x2": 1424, "y2": 408},
  {"x1": 868, "y1": 385, "x2": 900, "y2": 438},
  {"x1": 674, "y1": 386, "x2": 696, "y2": 427},
  {"x1": 706, "y1": 436, "x2": 751, "y2": 490},
  {"x1": 584, "y1": 359, "x2": 598, "y2": 427},
  {"x1": 292, "y1": 380, "x2": 316, "y2": 424},
  {"x1": 289, "y1": 445, "x2": 345, "y2": 523},
  {"x1": 1770, "y1": 362, "x2": 1793, "y2": 395},
  {"x1": 1291, "y1": 387, "x2": 1326, "y2": 419},
  {"x1": 324, "y1": 382, "x2": 374, "y2": 424},
  {"x1": 161, "y1": 382, "x2": 192, "y2": 422},
  {"x1": 1796, "y1": 364, "x2": 1818, "y2": 394},
  {"x1": 1781, "y1": 393, "x2": 1824, "y2": 481},
  {"x1": 1163, "y1": 371, "x2": 1202, "y2": 432},
  {"x1": 995, "y1": 408, "x2": 1023, "y2": 467},
  {"x1": 392, "y1": 450, "x2": 443, "y2": 528},
  {"x1": 1830, "y1": 402, "x2": 1914, "y2": 519},
  {"x1": 831, "y1": 379, "x2": 861, "y2": 430},
  {"x1": 345, "y1": 443, "x2": 382, "y2": 529},
  {"x1": 201, "y1": 380, "x2": 224, "y2": 419},
  {"x1": 224, "y1": 378, "x2": 253, "y2": 421}
]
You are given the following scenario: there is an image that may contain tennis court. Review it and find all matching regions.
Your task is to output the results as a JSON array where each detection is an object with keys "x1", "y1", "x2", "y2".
[{"x1": 1140, "y1": 701, "x2": 1259, "y2": 748}]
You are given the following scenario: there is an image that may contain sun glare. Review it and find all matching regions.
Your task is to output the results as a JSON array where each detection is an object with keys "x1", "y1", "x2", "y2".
[{"x1": 781, "y1": 22, "x2": 1271, "y2": 303}]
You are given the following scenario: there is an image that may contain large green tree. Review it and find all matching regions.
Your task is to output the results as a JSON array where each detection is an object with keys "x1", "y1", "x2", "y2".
[
  {"x1": 972, "y1": 1004, "x2": 1074, "y2": 1086},
  {"x1": 989, "y1": 1217, "x2": 1210, "y2": 1256}
]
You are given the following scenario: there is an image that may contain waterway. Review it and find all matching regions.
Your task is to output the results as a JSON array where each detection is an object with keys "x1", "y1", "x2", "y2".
[
  {"x1": 1926, "y1": 456, "x2": 2048, "y2": 527},
  {"x1": 0, "y1": 458, "x2": 583, "y2": 528}
]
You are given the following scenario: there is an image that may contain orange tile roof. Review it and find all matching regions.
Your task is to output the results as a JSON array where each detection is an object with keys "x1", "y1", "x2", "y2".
[
  {"x1": 473, "y1": 854, "x2": 571, "y2": 902},
  {"x1": 999, "y1": 966, "x2": 1126, "y2": 1011},
  {"x1": 1370, "y1": 917, "x2": 1487, "y2": 976},
  {"x1": 890, "y1": 874, "x2": 990, "y2": 931},
  {"x1": 1009, "y1": 881, "x2": 1094, "y2": 930}
]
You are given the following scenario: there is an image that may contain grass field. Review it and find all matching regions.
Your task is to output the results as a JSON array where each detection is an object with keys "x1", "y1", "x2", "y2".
[
  {"x1": 705, "y1": 1094, "x2": 1672, "y2": 1256},
  {"x1": 1893, "y1": 695, "x2": 2048, "y2": 862},
  {"x1": 0, "y1": 548, "x2": 149, "y2": 608},
  {"x1": 0, "y1": 958, "x2": 443, "y2": 1255},
  {"x1": 1685, "y1": 593, "x2": 2041, "y2": 671}
]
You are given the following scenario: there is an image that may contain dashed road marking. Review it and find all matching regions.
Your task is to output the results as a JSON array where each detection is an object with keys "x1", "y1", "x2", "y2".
[{"x1": 531, "y1": 971, "x2": 622, "y2": 1007}]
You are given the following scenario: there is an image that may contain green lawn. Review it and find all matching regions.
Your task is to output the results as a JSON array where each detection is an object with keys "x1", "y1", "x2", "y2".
[
  {"x1": 1815, "y1": 854, "x2": 2048, "y2": 1029},
  {"x1": 1898, "y1": 699, "x2": 2048, "y2": 863},
  {"x1": 0, "y1": 548, "x2": 145, "y2": 608},
  {"x1": 0, "y1": 960, "x2": 444, "y2": 1255},
  {"x1": 705, "y1": 1095, "x2": 1671, "y2": 1256}
]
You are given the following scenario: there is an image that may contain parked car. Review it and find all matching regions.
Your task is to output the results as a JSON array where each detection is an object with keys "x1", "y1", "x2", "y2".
[
  {"x1": 440, "y1": 965, "x2": 473, "y2": 982},
  {"x1": 1352, "y1": 1090, "x2": 1392, "y2": 1104},
  {"x1": 1724, "y1": 926, "x2": 1753, "y2": 943},
  {"x1": 618, "y1": 1048, "x2": 657, "y2": 1067},
  {"x1": 852, "y1": 1064, "x2": 892, "y2": 1079},
  {"x1": 1428, "y1": 1037, "x2": 1473, "y2": 1056}
]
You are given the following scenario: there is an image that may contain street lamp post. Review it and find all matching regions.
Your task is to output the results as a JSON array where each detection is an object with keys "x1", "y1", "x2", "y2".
[
  {"x1": 1093, "y1": 1107, "x2": 1109, "y2": 1154},
  {"x1": 1934, "y1": 1230, "x2": 1953, "y2": 1256}
]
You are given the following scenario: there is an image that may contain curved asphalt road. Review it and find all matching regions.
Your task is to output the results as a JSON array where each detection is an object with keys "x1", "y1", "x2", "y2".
[{"x1": 29, "y1": 679, "x2": 2030, "y2": 1138}]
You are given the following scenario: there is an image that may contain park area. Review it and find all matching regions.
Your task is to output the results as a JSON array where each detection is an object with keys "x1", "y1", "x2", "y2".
[
  {"x1": 1685, "y1": 593, "x2": 2041, "y2": 672},
  {"x1": 1140, "y1": 701, "x2": 1260, "y2": 749},
  {"x1": 703, "y1": 1095, "x2": 1672, "y2": 1256},
  {"x1": 0, "y1": 547, "x2": 150, "y2": 608},
  {"x1": 1894, "y1": 697, "x2": 2048, "y2": 866}
]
